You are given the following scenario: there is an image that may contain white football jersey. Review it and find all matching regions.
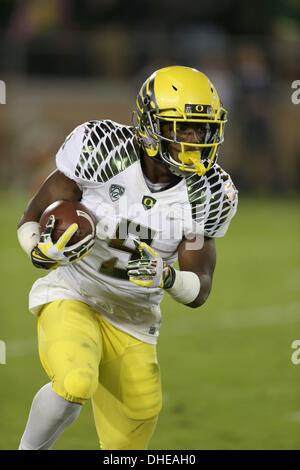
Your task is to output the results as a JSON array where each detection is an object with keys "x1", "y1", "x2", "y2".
[{"x1": 29, "y1": 120, "x2": 238, "y2": 344}]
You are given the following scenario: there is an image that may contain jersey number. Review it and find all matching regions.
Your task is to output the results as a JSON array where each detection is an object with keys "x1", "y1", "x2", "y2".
[{"x1": 99, "y1": 219, "x2": 155, "y2": 280}]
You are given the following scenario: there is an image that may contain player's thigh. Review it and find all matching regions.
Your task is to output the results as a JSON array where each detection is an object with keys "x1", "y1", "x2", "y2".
[
  {"x1": 37, "y1": 299, "x2": 102, "y2": 402},
  {"x1": 120, "y1": 341, "x2": 162, "y2": 421},
  {"x1": 92, "y1": 338, "x2": 162, "y2": 449}
]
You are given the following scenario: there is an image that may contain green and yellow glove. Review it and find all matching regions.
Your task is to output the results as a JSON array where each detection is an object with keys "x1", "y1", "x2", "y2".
[
  {"x1": 127, "y1": 239, "x2": 175, "y2": 288},
  {"x1": 31, "y1": 215, "x2": 94, "y2": 270}
]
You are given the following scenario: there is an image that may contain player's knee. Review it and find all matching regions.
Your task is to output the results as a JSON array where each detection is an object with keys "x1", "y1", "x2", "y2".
[{"x1": 64, "y1": 368, "x2": 98, "y2": 400}]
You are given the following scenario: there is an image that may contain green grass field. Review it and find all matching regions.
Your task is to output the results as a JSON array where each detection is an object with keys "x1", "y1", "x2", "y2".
[{"x1": 0, "y1": 193, "x2": 299, "y2": 449}]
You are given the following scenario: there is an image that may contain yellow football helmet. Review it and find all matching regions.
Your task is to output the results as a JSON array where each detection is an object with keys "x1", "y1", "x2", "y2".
[{"x1": 134, "y1": 65, "x2": 227, "y2": 176}]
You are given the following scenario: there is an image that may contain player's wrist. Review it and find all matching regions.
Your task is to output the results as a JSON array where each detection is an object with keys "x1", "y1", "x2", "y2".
[
  {"x1": 163, "y1": 265, "x2": 176, "y2": 289},
  {"x1": 17, "y1": 221, "x2": 40, "y2": 257},
  {"x1": 164, "y1": 269, "x2": 201, "y2": 305}
]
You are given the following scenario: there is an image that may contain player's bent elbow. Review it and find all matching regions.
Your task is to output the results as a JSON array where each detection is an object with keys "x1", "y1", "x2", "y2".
[
  {"x1": 186, "y1": 285, "x2": 212, "y2": 309},
  {"x1": 186, "y1": 296, "x2": 207, "y2": 309}
]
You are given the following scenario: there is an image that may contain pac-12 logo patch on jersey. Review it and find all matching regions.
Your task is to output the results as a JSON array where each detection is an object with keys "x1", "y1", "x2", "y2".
[
  {"x1": 142, "y1": 195, "x2": 157, "y2": 210},
  {"x1": 109, "y1": 184, "x2": 125, "y2": 201}
]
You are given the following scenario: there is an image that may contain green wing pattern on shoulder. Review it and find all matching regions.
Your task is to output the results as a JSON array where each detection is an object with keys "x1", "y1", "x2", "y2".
[
  {"x1": 185, "y1": 164, "x2": 238, "y2": 237},
  {"x1": 74, "y1": 120, "x2": 140, "y2": 183}
]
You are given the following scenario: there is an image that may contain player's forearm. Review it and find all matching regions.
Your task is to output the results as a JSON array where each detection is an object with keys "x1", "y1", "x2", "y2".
[
  {"x1": 17, "y1": 192, "x2": 46, "y2": 255},
  {"x1": 18, "y1": 196, "x2": 46, "y2": 227},
  {"x1": 163, "y1": 267, "x2": 211, "y2": 308},
  {"x1": 17, "y1": 197, "x2": 51, "y2": 256},
  {"x1": 17, "y1": 220, "x2": 40, "y2": 256},
  {"x1": 18, "y1": 170, "x2": 82, "y2": 228}
]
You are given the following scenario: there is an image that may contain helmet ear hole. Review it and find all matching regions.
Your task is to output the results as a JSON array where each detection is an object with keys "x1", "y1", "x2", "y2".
[{"x1": 172, "y1": 85, "x2": 178, "y2": 91}]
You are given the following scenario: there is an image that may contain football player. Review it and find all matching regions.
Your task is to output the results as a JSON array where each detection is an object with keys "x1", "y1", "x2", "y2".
[{"x1": 17, "y1": 66, "x2": 237, "y2": 450}]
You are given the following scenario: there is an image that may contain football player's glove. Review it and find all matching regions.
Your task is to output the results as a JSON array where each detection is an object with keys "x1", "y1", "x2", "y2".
[
  {"x1": 31, "y1": 215, "x2": 94, "y2": 270},
  {"x1": 127, "y1": 239, "x2": 173, "y2": 288}
]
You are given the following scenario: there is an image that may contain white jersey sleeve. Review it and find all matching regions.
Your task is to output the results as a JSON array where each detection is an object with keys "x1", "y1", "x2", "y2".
[
  {"x1": 185, "y1": 164, "x2": 238, "y2": 239},
  {"x1": 56, "y1": 123, "x2": 87, "y2": 188},
  {"x1": 56, "y1": 120, "x2": 140, "y2": 189}
]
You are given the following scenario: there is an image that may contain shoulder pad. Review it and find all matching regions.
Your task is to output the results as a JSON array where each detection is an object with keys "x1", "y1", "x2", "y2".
[
  {"x1": 74, "y1": 120, "x2": 140, "y2": 183},
  {"x1": 185, "y1": 164, "x2": 238, "y2": 237}
]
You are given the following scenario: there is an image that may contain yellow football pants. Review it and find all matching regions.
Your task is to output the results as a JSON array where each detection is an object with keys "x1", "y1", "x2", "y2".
[{"x1": 37, "y1": 299, "x2": 162, "y2": 450}]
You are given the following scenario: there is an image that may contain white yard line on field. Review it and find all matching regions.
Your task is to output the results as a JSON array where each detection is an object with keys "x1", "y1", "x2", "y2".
[
  {"x1": 217, "y1": 302, "x2": 300, "y2": 330},
  {"x1": 6, "y1": 339, "x2": 37, "y2": 358},
  {"x1": 288, "y1": 411, "x2": 300, "y2": 422},
  {"x1": 4, "y1": 302, "x2": 300, "y2": 355},
  {"x1": 166, "y1": 301, "x2": 300, "y2": 336}
]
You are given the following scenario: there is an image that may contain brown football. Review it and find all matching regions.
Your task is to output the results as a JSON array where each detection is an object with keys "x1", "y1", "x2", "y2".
[{"x1": 39, "y1": 200, "x2": 96, "y2": 246}]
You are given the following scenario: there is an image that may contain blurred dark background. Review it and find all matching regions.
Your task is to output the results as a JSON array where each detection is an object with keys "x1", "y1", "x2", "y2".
[{"x1": 0, "y1": 0, "x2": 299, "y2": 193}]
